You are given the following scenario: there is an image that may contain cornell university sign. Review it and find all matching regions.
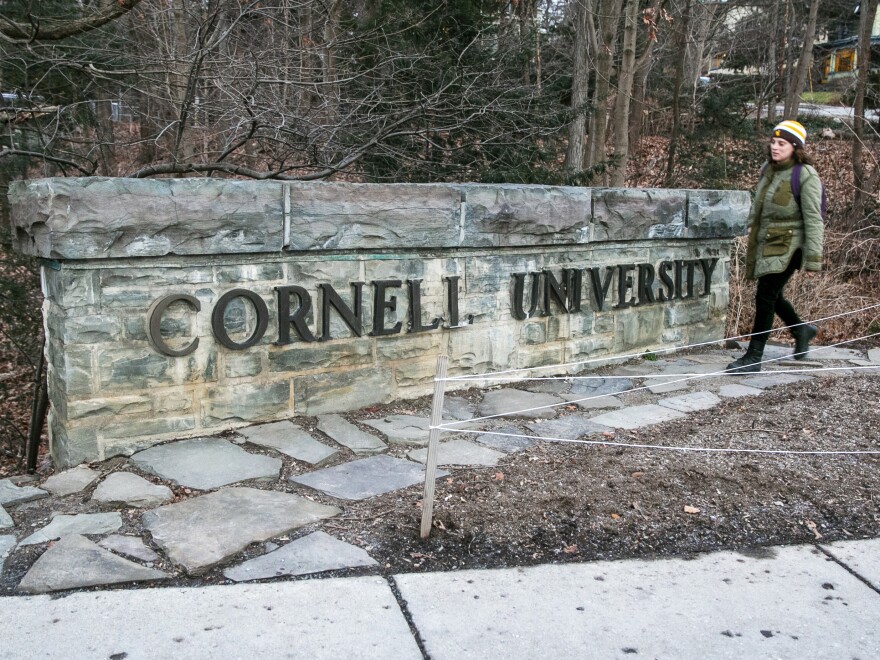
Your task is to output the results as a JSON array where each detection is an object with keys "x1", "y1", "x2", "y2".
[{"x1": 9, "y1": 178, "x2": 749, "y2": 467}]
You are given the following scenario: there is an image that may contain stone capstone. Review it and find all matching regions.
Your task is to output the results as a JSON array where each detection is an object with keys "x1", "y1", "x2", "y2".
[
  {"x1": 223, "y1": 531, "x2": 377, "y2": 582},
  {"x1": 42, "y1": 465, "x2": 101, "y2": 496},
  {"x1": 316, "y1": 414, "x2": 387, "y2": 455},
  {"x1": 237, "y1": 420, "x2": 339, "y2": 466},
  {"x1": 19, "y1": 512, "x2": 123, "y2": 546},
  {"x1": 17, "y1": 534, "x2": 169, "y2": 594},
  {"x1": 408, "y1": 440, "x2": 506, "y2": 467},
  {"x1": 131, "y1": 438, "x2": 281, "y2": 490},
  {"x1": 91, "y1": 472, "x2": 174, "y2": 508},
  {"x1": 0, "y1": 479, "x2": 49, "y2": 506},
  {"x1": 142, "y1": 487, "x2": 341, "y2": 575},
  {"x1": 290, "y1": 454, "x2": 448, "y2": 501}
]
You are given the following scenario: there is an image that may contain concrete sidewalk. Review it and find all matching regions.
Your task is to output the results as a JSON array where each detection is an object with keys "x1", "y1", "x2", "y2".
[{"x1": 1, "y1": 539, "x2": 877, "y2": 659}]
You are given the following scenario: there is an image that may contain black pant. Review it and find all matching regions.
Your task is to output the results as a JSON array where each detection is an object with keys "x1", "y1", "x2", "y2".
[{"x1": 751, "y1": 249, "x2": 803, "y2": 343}]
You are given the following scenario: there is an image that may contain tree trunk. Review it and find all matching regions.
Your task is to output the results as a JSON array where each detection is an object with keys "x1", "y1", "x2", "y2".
[
  {"x1": 586, "y1": 0, "x2": 624, "y2": 179},
  {"x1": 565, "y1": 0, "x2": 591, "y2": 174},
  {"x1": 766, "y1": 0, "x2": 779, "y2": 123},
  {"x1": 852, "y1": 0, "x2": 880, "y2": 224},
  {"x1": 784, "y1": 0, "x2": 820, "y2": 117},
  {"x1": 94, "y1": 99, "x2": 117, "y2": 176},
  {"x1": 609, "y1": 0, "x2": 639, "y2": 186},
  {"x1": 664, "y1": 0, "x2": 691, "y2": 186}
]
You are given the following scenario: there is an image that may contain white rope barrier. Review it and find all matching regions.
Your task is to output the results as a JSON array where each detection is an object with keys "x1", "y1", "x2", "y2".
[
  {"x1": 436, "y1": 332, "x2": 880, "y2": 427},
  {"x1": 437, "y1": 427, "x2": 880, "y2": 457},
  {"x1": 441, "y1": 301, "x2": 880, "y2": 383}
]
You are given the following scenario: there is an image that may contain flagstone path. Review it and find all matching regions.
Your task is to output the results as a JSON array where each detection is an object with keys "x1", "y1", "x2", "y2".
[{"x1": 1, "y1": 342, "x2": 877, "y2": 595}]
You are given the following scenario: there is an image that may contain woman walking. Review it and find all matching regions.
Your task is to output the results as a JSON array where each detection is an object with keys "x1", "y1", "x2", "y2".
[{"x1": 727, "y1": 120, "x2": 825, "y2": 373}]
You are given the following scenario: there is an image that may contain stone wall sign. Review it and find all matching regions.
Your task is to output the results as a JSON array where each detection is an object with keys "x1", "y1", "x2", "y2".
[{"x1": 9, "y1": 178, "x2": 749, "y2": 467}]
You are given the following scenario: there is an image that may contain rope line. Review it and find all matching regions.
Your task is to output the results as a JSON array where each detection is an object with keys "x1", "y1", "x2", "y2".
[
  {"x1": 435, "y1": 332, "x2": 880, "y2": 427},
  {"x1": 438, "y1": 427, "x2": 880, "y2": 457},
  {"x1": 441, "y1": 302, "x2": 880, "y2": 383}
]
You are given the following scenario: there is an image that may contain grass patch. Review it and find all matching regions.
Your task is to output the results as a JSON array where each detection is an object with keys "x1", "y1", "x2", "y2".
[{"x1": 801, "y1": 91, "x2": 843, "y2": 105}]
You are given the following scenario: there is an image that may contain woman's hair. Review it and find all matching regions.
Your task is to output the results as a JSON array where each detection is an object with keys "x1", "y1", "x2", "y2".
[{"x1": 765, "y1": 143, "x2": 816, "y2": 166}]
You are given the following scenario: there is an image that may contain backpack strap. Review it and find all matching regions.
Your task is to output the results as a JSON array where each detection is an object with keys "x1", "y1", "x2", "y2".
[{"x1": 791, "y1": 163, "x2": 802, "y2": 201}]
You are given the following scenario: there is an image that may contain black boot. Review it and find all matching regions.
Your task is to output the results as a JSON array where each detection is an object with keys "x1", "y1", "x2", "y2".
[
  {"x1": 791, "y1": 324, "x2": 818, "y2": 360},
  {"x1": 726, "y1": 340, "x2": 766, "y2": 373}
]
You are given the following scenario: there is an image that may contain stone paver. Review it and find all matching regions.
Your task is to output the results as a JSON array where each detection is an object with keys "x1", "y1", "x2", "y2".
[
  {"x1": 143, "y1": 487, "x2": 340, "y2": 575},
  {"x1": 526, "y1": 416, "x2": 610, "y2": 441},
  {"x1": 477, "y1": 389, "x2": 563, "y2": 420},
  {"x1": 611, "y1": 363, "x2": 660, "y2": 376},
  {"x1": 237, "y1": 420, "x2": 339, "y2": 466},
  {"x1": 18, "y1": 534, "x2": 169, "y2": 594},
  {"x1": 223, "y1": 531, "x2": 377, "y2": 582},
  {"x1": 131, "y1": 438, "x2": 281, "y2": 490},
  {"x1": 98, "y1": 535, "x2": 160, "y2": 562},
  {"x1": 718, "y1": 384, "x2": 765, "y2": 398},
  {"x1": 821, "y1": 538, "x2": 880, "y2": 589},
  {"x1": 317, "y1": 414, "x2": 387, "y2": 455},
  {"x1": 740, "y1": 373, "x2": 813, "y2": 389},
  {"x1": 394, "y1": 545, "x2": 880, "y2": 659},
  {"x1": 0, "y1": 535, "x2": 14, "y2": 572},
  {"x1": 868, "y1": 348, "x2": 880, "y2": 364},
  {"x1": 560, "y1": 392, "x2": 624, "y2": 410},
  {"x1": 92, "y1": 472, "x2": 173, "y2": 508},
  {"x1": 519, "y1": 378, "x2": 570, "y2": 395},
  {"x1": 19, "y1": 512, "x2": 123, "y2": 546},
  {"x1": 364, "y1": 415, "x2": 433, "y2": 445},
  {"x1": 657, "y1": 391, "x2": 721, "y2": 413},
  {"x1": 0, "y1": 479, "x2": 48, "y2": 506},
  {"x1": 810, "y1": 346, "x2": 865, "y2": 361},
  {"x1": 589, "y1": 404, "x2": 686, "y2": 430},
  {"x1": 645, "y1": 375, "x2": 690, "y2": 394},
  {"x1": 473, "y1": 426, "x2": 536, "y2": 453},
  {"x1": 290, "y1": 454, "x2": 447, "y2": 501},
  {"x1": 683, "y1": 352, "x2": 737, "y2": 364},
  {"x1": 42, "y1": 465, "x2": 100, "y2": 496},
  {"x1": 0, "y1": 504, "x2": 12, "y2": 529},
  {"x1": 408, "y1": 440, "x2": 505, "y2": 467},
  {"x1": 442, "y1": 397, "x2": 476, "y2": 421},
  {"x1": 661, "y1": 362, "x2": 726, "y2": 375},
  {"x1": 568, "y1": 377, "x2": 633, "y2": 397}
]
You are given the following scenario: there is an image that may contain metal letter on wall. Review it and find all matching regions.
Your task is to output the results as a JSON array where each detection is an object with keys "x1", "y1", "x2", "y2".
[
  {"x1": 211, "y1": 289, "x2": 270, "y2": 350},
  {"x1": 147, "y1": 294, "x2": 201, "y2": 357}
]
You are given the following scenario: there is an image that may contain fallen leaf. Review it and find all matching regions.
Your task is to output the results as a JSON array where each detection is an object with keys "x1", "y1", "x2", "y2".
[
  {"x1": 683, "y1": 505, "x2": 700, "y2": 514},
  {"x1": 493, "y1": 472, "x2": 504, "y2": 481},
  {"x1": 610, "y1": 513, "x2": 621, "y2": 519},
  {"x1": 631, "y1": 471, "x2": 645, "y2": 479},
  {"x1": 563, "y1": 544, "x2": 579, "y2": 554},
  {"x1": 805, "y1": 519, "x2": 823, "y2": 540},
  {"x1": 602, "y1": 431, "x2": 615, "y2": 438}
]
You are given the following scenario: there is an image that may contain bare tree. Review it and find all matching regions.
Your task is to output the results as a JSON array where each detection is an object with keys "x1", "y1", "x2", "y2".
[
  {"x1": 852, "y1": 0, "x2": 880, "y2": 223},
  {"x1": 784, "y1": 0, "x2": 822, "y2": 118}
]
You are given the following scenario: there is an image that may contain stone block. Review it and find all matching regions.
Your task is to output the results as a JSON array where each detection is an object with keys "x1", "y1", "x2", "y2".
[
  {"x1": 394, "y1": 360, "x2": 439, "y2": 391},
  {"x1": 464, "y1": 254, "x2": 543, "y2": 295},
  {"x1": 286, "y1": 182, "x2": 461, "y2": 250},
  {"x1": 42, "y1": 267, "x2": 98, "y2": 310},
  {"x1": 99, "y1": 416, "x2": 197, "y2": 445},
  {"x1": 50, "y1": 345, "x2": 94, "y2": 398},
  {"x1": 664, "y1": 300, "x2": 710, "y2": 327},
  {"x1": 269, "y1": 339, "x2": 373, "y2": 372},
  {"x1": 49, "y1": 313, "x2": 122, "y2": 345},
  {"x1": 100, "y1": 288, "x2": 159, "y2": 311},
  {"x1": 200, "y1": 380, "x2": 290, "y2": 426},
  {"x1": 99, "y1": 265, "x2": 215, "y2": 289},
  {"x1": 592, "y1": 189, "x2": 687, "y2": 241},
  {"x1": 521, "y1": 321, "x2": 547, "y2": 345},
  {"x1": 614, "y1": 306, "x2": 664, "y2": 351},
  {"x1": 294, "y1": 368, "x2": 392, "y2": 416},
  {"x1": 376, "y1": 333, "x2": 442, "y2": 361},
  {"x1": 50, "y1": 408, "x2": 100, "y2": 468},
  {"x1": 687, "y1": 190, "x2": 751, "y2": 238},
  {"x1": 97, "y1": 349, "x2": 173, "y2": 391},
  {"x1": 224, "y1": 352, "x2": 264, "y2": 378},
  {"x1": 9, "y1": 177, "x2": 284, "y2": 259},
  {"x1": 461, "y1": 184, "x2": 591, "y2": 247},
  {"x1": 67, "y1": 395, "x2": 152, "y2": 420},
  {"x1": 216, "y1": 263, "x2": 284, "y2": 284},
  {"x1": 518, "y1": 345, "x2": 564, "y2": 370}
]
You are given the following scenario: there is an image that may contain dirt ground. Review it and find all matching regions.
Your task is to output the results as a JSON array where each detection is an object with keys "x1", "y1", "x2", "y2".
[
  {"x1": 3, "y1": 364, "x2": 879, "y2": 595},
  {"x1": 326, "y1": 372, "x2": 880, "y2": 573}
]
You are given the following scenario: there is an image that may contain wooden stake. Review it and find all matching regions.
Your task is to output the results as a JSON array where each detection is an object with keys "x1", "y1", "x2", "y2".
[{"x1": 420, "y1": 354, "x2": 448, "y2": 539}]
